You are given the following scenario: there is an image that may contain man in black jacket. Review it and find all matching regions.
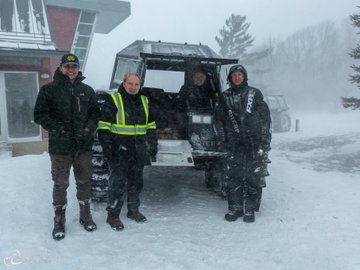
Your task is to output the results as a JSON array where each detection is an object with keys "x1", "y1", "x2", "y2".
[
  {"x1": 97, "y1": 73, "x2": 157, "y2": 231},
  {"x1": 34, "y1": 53, "x2": 100, "y2": 240},
  {"x1": 174, "y1": 67, "x2": 215, "y2": 129},
  {"x1": 214, "y1": 64, "x2": 272, "y2": 223}
]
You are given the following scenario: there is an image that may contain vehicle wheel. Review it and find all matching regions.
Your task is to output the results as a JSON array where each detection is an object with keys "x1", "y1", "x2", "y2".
[
  {"x1": 91, "y1": 135, "x2": 109, "y2": 202},
  {"x1": 278, "y1": 114, "x2": 291, "y2": 132}
]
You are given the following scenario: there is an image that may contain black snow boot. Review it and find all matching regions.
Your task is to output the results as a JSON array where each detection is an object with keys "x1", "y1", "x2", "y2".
[
  {"x1": 224, "y1": 210, "x2": 244, "y2": 222},
  {"x1": 79, "y1": 199, "x2": 97, "y2": 232},
  {"x1": 106, "y1": 212, "x2": 124, "y2": 231},
  {"x1": 127, "y1": 210, "x2": 147, "y2": 223},
  {"x1": 52, "y1": 204, "x2": 66, "y2": 240},
  {"x1": 243, "y1": 211, "x2": 255, "y2": 223}
]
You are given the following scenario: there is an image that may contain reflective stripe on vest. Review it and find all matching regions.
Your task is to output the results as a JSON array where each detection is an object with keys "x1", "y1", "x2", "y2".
[{"x1": 98, "y1": 93, "x2": 155, "y2": 135}]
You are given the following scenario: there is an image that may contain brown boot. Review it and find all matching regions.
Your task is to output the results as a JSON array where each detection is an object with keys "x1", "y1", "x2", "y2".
[
  {"x1": 52, "y1": 204, "x2": 66, "y2": 240},
  {"x1": 79, "y1": 199, "x2": 97, "y2": 232},
  {"x1": 106, "y1": 212, "x2": 124, "y2": 231}
]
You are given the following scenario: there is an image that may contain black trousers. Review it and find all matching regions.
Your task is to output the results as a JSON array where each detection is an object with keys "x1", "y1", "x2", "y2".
[
  {"x1": 106, "y1": 147, "x2": 145, "y2": 215},
  {"x1": 225, "y1": 151, "x2": 263, "y2": 213}
]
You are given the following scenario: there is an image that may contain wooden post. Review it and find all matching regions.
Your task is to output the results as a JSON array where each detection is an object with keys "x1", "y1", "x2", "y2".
[{"x1": 295, "y1": 119, "x2": 300, "y2": 132}]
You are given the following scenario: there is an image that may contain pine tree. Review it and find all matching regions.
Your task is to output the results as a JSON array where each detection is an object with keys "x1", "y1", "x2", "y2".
[
  {"x1": 215, "y1": 14, "x2": 272, "y2": 67},
  {"x1": 215, "y1": 14, "x2": 255, "y2": 59},
  {"x1": 342, "y1": 8, "x2": 360, "y2": 110}
]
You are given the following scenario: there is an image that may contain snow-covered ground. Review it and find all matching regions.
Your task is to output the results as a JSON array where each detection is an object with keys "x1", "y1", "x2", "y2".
[{"x1": 1, "y1": 111, "x2": 360, "y2": 270}]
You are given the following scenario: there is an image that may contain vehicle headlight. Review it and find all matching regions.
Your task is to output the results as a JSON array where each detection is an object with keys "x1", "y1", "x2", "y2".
[{"x1": 191, "y1": 115, "x2": 212, "y2": 124}]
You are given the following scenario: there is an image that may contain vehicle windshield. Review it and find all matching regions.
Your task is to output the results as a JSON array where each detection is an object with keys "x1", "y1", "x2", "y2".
[
  {"x1": 144, "y1": 70, "x2": 184, "y2": 93},
  {"x1": 112, "y1": 57, "x2": 141, "y2": 87}
]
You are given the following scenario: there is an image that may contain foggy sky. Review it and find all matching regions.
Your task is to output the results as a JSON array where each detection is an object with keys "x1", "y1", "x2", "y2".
[{"x1": 85, "y1": 0, "x2": 358, "y2": 89}]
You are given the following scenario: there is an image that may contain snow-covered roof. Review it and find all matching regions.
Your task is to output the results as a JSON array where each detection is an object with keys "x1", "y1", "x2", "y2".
[{"x1": 0, "y1": 34, "x2": 55, "y2": 51}]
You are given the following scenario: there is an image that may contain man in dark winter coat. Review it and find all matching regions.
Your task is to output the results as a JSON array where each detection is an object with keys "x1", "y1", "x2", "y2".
[
  {"x1": 214, "y1": 64, "x2": 272, "y2": 223},
  {"x1": 175, "y1": 67, "x2": 215, "y2": 129},
  {"x1": 97, "y1": 72, "x2": 157, "y2": 231},
  {"x1": 34, "y1": 53, "x2": 100, "y2": 240}
]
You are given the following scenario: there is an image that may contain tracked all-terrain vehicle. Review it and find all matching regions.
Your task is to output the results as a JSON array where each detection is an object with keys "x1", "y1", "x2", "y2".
[{"x1": 91, "y1": 40, "x2": 239, "y2": 201}]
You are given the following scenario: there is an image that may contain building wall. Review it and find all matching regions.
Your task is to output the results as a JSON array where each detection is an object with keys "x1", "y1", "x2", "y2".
[
  {"x1": 0, "y1": 58, "x2": 55, "y2": 86},
  {"x1": 47, "y1": 6, "x2": 80, "y2": 51},
  {"x1": 0, "y1": 0, "x2": 130, "y2": 155}
]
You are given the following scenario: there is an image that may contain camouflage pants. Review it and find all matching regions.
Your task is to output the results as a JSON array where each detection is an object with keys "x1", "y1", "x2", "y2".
[{"x1": 50, "y1": 151, "x2": 92, "y2": 206}]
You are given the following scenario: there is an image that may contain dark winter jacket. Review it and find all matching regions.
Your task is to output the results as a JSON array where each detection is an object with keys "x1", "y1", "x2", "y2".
[
  {"x1": 214, "y1": 82, "x2": 271, "y2": 153},
  {"x1": 174, "y1": 84, "x2": 215, "y2": 128},
  {"x1": 175, "y1": 84, "x2": 214, "y2": 111},
  {"x1": 97, "y1": 84, "x2": 158, "y2": 161},
  {"x1": 34, "y1": 68, "x2": 100, "y2": 154}
]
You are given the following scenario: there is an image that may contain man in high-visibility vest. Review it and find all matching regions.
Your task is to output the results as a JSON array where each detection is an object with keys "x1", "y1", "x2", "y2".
[{"x1": 97, "y1": 73, "x2": 157, "y2": 231}]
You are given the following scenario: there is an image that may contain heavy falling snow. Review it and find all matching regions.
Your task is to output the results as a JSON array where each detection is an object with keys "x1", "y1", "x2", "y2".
[{"x1": 1, "y1": 111, "x2": 360, "y2": 270}]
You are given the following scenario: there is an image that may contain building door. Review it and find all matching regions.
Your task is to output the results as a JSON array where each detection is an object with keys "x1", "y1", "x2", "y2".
[{"x1": 0, "y1": 72, "x2": 41, "y2": 143}]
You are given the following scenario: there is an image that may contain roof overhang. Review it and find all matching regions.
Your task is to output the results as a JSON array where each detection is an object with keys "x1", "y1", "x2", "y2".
[
  {"x1": 45, "y1": 0, "x2": 131, "y2": 33},
  {"x1": 0, "y1": 48, "x2": 66, "y2": 65}
]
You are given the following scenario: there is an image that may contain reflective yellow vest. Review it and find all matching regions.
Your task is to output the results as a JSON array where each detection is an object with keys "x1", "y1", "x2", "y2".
[{"x1": 97, "y1": 93, "x2": 156, "y2": 135}]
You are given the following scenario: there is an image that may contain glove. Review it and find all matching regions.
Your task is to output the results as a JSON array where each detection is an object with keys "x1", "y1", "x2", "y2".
[
  {"x1": 76, "y1": 128, "x2": 93, "y2": 144},
  {"x1": 147, "y1": 145, "x2": 157, "y2": 163},
  {"x1": 252, "y1": 162, "x2": 270, "y2": 177},
  {"x1": 50, "y1": 124, "x2": 67, "y2": 136},
  {"x1": 150, "y1": 148, "x2": 157, "y2": 157},
  {"x1": 257, "y1": 145, "x2": 271, "y2": 163},
  {"x1": 150, "y1": 146, "x2": 157, "y2": 158}
]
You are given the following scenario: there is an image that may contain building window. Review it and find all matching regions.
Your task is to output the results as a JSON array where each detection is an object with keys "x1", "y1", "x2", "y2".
[
  {"x1": 71, "y1": 11, "x2": 96, "y2": 69},
  {"x1": 0, "y1": 72, "x2": 40, "y2": 140},
  {"x1": 0, "y1": 0, "x2": 55, "y2": 50}
]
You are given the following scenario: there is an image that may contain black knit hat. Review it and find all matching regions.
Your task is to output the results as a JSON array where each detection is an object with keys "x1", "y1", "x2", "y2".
[
  {"x1": 61, "y1": 53, "x2": 79, "y2": 66},
  {"x1": 227, "y1": 64, "x2": 248, "y2": 82}
]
